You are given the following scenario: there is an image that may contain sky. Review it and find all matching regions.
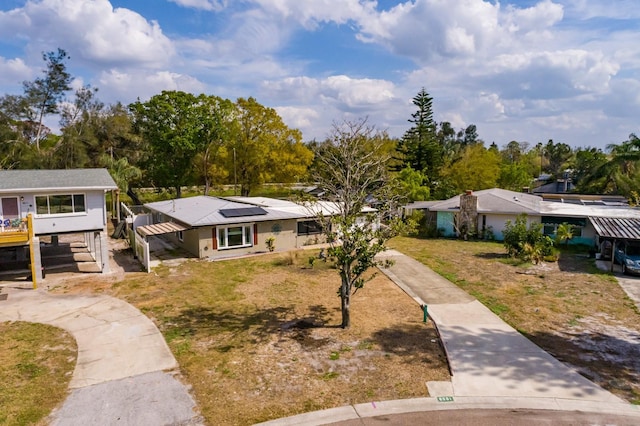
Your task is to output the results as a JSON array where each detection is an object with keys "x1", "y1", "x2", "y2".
[{"x1": 0, "y1": 0, "x2": 639, "y2": 150}]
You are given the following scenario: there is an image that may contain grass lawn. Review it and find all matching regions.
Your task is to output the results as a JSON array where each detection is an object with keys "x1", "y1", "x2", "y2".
[
  {"x1": 389, "y1": 236, "x2": 640, "y2": 404},
  {"x1": 56, "y1": 250, "x2": 450, "y2": 425},
  {"x1": 0, "y1": 322, "x2": 77, "y2": 426}
]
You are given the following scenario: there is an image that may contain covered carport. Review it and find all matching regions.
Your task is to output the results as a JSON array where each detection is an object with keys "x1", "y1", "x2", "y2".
[
  {"x1": 589, "y1": 216, "x2": 640, "y2": 273},
  {"x1": 134, "y1": 222, "x2": 188, "y2": 272}
]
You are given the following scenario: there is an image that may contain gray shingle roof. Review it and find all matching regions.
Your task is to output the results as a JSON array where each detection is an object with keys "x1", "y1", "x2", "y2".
[{"x1": 0, "y1": 169, "x2": 118, "y2": 192}]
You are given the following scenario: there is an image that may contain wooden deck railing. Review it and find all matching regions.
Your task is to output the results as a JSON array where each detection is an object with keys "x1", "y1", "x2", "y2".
[{"x1": 0, "y1": 216, "x2": 30, "y2": 245}]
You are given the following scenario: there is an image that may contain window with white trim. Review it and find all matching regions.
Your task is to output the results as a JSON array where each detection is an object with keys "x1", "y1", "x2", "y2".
[
  {"x1": 217, "y1": 225, "x2": 252, "y2": 249},
  {"x1": 35, "y1": 194, "x2": 86, "y2": 215}
]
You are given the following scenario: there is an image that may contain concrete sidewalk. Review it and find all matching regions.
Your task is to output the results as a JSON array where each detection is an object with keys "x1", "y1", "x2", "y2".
[
  {"x1": 258, "y1": 249, "x2": 639, "y2": 425},
  {"x1": 0, "y1": 287, "x2": 201, "y2": 425},
  {"x1": 377, "y1": 249, "x2": 623, "y2": 402}
]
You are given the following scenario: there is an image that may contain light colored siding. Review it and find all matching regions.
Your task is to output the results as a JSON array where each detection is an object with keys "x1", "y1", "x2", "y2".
[
  {"x1": 13, "y1": 191, "x2": 108, "y2": 234},
  {"x1": 483, "y1": 214, "x2": 540, "y2": 241}
]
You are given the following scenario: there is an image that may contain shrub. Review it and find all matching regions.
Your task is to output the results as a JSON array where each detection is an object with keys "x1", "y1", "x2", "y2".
[{"x1": 503, "y1": 214, "x2": 555, "y2": 264}]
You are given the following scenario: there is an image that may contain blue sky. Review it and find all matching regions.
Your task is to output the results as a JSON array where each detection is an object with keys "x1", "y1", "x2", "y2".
[{"x1": 1, "y1": 0, "x2": 639, "y2": 149}]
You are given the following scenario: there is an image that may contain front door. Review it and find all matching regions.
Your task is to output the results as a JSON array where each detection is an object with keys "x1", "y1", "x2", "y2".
[{"x1": 1, "y1": 197, "x2": 20, "y2": 224}]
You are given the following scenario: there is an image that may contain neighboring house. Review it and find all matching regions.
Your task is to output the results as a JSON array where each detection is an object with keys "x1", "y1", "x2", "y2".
[
  {"x1": 533, "y1": 179, "x2": 575, "y2": 194},
  {"x1": 133, "y1": 196, "x2": 375, "y2": 267},
  {"x1": 0, "y1": 169, "x2": 118, "y2": 284},
  {"x1": 411, "y1": 188, "x2": 640, "y2": 250}
]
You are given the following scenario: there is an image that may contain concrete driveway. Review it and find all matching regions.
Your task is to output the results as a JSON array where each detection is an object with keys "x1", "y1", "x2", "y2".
[{"x1": 0, "y1": 288, "x2": 202, "y2": 425}]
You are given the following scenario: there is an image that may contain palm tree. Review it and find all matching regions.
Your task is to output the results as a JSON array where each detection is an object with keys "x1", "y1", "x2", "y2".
[
  {"x1": 555, "y1": 223, "x2": 574, "y2": 246},
  {"x1": 579, "y1": 134, "x2": 640, "y2": 196}
]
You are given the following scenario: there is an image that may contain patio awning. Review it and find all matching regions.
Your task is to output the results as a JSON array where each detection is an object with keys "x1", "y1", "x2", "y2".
[
  {"x1": 136, "y1": 222, "x2": 188, "y2": 238},
  {"x1": 589, "y1": 217, "x2": 640, "y2": 241}
]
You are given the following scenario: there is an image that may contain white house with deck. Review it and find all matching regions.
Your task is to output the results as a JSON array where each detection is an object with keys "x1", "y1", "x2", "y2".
[{"x1": 0, "y1": 169, "x2": 117, "y2": 285}]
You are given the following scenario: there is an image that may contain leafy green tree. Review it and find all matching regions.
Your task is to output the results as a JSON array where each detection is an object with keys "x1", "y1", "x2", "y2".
[
  {"x1": 570, "y1": 147, "x2": 608, "y2": 193},
  {"x1": 130, "y1": 91, "x2": 202, "y2": 197},
  {"x1": 498, "y1": 162, "x2": 533, "y2": 191},
  {"x1": 544, "y1": 139, "x2": 572, "y2": 178},
  {"x1": 54, "y1": 85, "x2": 103, "y2": 169},
  {"x1": 229, "y1": 97, "x2": 312, "y2": 196},
  {"x1": 96, "y1": 103, "x2": 144, "y2": 168},
  {"x1": 22, "y1": 49, "x2": 73, "y2": 150},
  {"x1": 192, "y1": 95, "x2": 235, "y2": 195},
  {"x1": 397, "y1": 166, "x2": 430, "y2": 201},
  {"x1": 313, "y1": 119, "x2": 408, "y2": 328},
  {"x1": 501, "y1": 140, "x2": 525, "y2": 164},
  {"x1": 442, "y1": 143, "x2": 501, "y2": 193}
]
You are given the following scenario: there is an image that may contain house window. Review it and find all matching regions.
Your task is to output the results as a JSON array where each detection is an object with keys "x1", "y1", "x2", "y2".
[
  {"x1": 35, "y1": 194, "x2": 86, "y2": 215},
  {"x1": 543, "y1": 225, "x2": 556, "y2": 236},
  {"x1": 297, "y1": 220, "x2": 323, "y2": 235},
  {"x1": 177, "y1": 231, "x2": 184, "y2": 242},
  {"x1": 543, "y1": 223, "x2": 583, "y2": 238},
  {"x1": 217, "y1": 225, "x2": 252, "y2": 249}
]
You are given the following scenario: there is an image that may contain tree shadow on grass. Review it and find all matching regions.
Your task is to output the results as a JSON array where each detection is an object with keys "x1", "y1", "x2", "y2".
[
  {"x1": 523, "y1": 329, "x2": 640, "y2": 402},
  {"x1": 160, "y1": 303, "x2": 339, "y2": 351},
  {"x1": 370, "y1": 323, "x2": 446, "y2": 365},
  {"x1": 474, "y1": 252, "x2": 509, "y2": 260}
]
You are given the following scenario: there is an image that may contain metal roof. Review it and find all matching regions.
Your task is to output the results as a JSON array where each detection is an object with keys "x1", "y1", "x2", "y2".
[
  {"x1": 145, "y1": 196, "x2": 306, "y2": 227},
  {"x1": 0, "y1": 169, "x2": 118, "y2": 192},
  {"x1": 428, "y1": 188, "x2": 541, "y2": 214},
  {"x1": 588, "y1": 217, "x2": 640, "y2": 241},
  {"x1": 137, "y1": 222, "x2": 188, "y2": 237}
]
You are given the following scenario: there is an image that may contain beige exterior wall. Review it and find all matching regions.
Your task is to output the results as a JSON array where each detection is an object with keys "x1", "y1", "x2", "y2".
[
  {"x1": 154, "y1": 218, "x2": 329, "y2": 260},
  {"x1": 170, "y1": 219, "x2": 302, "y2": 260},
  {"x1": 257, "y1": 220, "x2": 297, "y2": 253}
]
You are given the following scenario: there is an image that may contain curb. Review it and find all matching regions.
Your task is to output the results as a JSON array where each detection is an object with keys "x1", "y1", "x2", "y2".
[{"x1": 255, "y1": 396, "x2": 640, "y2": 425}]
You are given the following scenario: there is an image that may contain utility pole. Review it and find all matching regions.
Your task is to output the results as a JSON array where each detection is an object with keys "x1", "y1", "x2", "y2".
[{"x1": 233, "y1": 147, "x2": 237, "y2": 196}]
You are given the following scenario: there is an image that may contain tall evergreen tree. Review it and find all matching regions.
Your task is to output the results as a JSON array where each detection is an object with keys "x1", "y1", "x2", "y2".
[{"x1": 397, "y1": 88, "x2": 442, "y2": 189}]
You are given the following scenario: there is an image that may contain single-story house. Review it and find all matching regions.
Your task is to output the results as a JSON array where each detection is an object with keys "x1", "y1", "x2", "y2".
[
  {"x1": 133, "y1": 196, "x2": 375, "y2": 265},
  {"x1": 0, "y1": 169, "x2": 118, "y2": 285},
  {"x1": 406, "y1": 188, "x2": 640, "y2": 252}
]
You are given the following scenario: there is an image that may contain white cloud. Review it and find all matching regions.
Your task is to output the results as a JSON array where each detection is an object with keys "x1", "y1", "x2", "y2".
[
  {"x1": 169, "y1": 0, "x2": 228, "y2": 11},
  {"x1": 97, "y1": 70, "x2": 206, "y2": 104},
  {"x1": 275, "y1": 106, "x2": 319, "y2": 129},
  {"x1": 0, "y1": 0, "x2": 174, "y2": 68},
  {"x1": 250, "y1": 0, "x2": 377, "y2": 29},
  {"x1": 564, "y1": 0, "x2": 640, "y2": 20},
  {"x1": 262, "y1": 75, "x2": 397, "y2": 110},
  {"x1": 0, "y1": 57, "x2": 31, "y2": 87}
]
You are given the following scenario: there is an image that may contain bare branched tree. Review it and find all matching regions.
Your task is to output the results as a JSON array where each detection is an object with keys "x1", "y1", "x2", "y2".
[{"x1": 313, "y1": 118, "x2": 409, "y2": 328}]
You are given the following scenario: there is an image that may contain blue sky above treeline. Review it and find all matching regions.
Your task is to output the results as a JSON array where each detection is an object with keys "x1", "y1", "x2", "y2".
[{"x1": 1, "y1": 0, "x2": 639, "y2": 149}]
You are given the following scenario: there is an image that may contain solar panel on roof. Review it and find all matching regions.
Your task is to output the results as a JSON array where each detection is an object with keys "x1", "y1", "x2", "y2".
[{"x1": 219, "y1": 207, "x2": 268, "y2": 218}]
